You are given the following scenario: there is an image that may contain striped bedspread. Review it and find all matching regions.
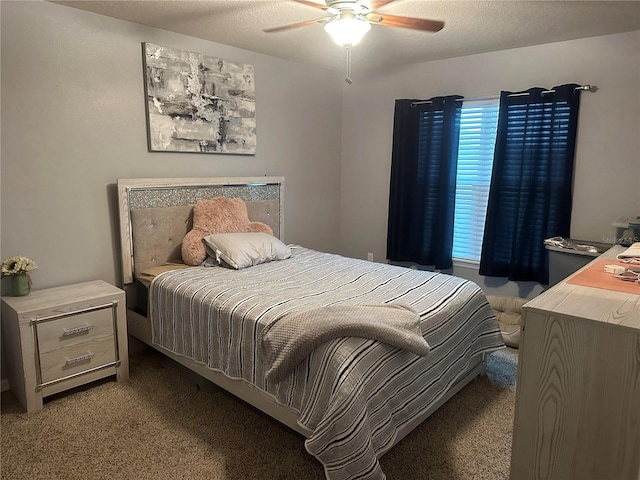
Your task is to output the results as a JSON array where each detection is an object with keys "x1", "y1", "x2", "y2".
[{"x1": 150, "y1": 246, "x2": 503, "y2": 480}]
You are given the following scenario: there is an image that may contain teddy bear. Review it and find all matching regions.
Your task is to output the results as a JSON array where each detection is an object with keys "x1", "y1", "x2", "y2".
[{"x1": 181, "y1": 197, "x2": 272, "y2": 266}]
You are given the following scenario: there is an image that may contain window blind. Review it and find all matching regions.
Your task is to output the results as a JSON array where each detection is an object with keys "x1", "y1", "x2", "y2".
[{"x1": 452, "y1": 99, "x2": 499, "y2": 263}]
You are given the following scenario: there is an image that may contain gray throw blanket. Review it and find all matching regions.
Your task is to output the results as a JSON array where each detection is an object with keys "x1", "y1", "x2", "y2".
[{"x1": 261, "y1": 303, "x2": 430, "y2": 383}]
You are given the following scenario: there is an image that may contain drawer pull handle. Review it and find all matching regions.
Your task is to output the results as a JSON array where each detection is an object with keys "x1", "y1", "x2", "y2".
[
  {"x1": 65, "y1": 353, "x2": 96, "y2": 366},
  {"x1": 63, "y1": 325, "x2": 94, "y2": 336}
]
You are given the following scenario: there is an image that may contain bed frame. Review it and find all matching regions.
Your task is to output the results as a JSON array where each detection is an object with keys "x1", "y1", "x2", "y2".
[{"x1": 117, "y1": 177, "x2": 486, "y2": 450}]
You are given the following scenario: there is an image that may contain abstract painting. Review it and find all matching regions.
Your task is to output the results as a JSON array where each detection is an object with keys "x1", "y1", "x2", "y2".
[{"x1": 143, "y1": 42, "x2": 256, "y2": 155}]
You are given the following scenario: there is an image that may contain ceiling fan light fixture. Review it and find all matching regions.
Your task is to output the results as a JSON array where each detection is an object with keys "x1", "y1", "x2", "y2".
[{"x1": 323, "y1": 15, "x2": 371, "y2": 46}]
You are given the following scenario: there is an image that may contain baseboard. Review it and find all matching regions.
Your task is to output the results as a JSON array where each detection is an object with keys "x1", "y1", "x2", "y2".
[{"x1": 1, "y1": 378, "x2": 9, "y2": 392}]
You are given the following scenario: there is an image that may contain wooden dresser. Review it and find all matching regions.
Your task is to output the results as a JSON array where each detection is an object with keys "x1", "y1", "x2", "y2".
[
  {"x1": 1, "y1": 280, "x2": 129, "y2": 412},
  {"x1": 510, "y1": 246, "x2": 640, "y2": 479}
]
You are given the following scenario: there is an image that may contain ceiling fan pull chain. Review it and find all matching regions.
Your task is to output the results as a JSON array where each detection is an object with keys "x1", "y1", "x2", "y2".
[{"x1": 345, "y1": 44, "x2": 353, "y2": 84}]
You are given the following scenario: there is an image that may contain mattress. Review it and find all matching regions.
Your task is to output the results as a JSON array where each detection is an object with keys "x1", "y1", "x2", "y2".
[
  {"x1": 136, "y1": 262, "x2": 188, "y2": 289},
  {"x1": 150, "y1": 246, "x2": 503, "y2": 480}
]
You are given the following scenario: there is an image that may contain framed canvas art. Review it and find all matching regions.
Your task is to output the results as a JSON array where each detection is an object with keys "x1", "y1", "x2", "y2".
[{"x1": 143, "y1": 42, "x2": 256, "y2": 155}]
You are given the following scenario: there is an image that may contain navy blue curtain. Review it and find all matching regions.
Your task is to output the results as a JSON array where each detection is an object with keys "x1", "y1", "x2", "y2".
[
  {"x1": 387, "y1": 96, "x2": 463, "y2": 269},
  {"x1": 479, "y1": 84, "x2": 582, "y2": 284}
]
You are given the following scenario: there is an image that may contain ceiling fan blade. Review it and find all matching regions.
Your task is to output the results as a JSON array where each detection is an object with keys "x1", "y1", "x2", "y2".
[
  {"x1": 263, "y1": 17, "x2": 328, "y2": 33},
  {"x1": 366, "y1": 13, "x2": 444, "y2": 32},
  {"x1": 368, "y1": 0, "x2": 398, "y2": 10},
  {"x1": 290, "y1": 0, "x2": 327, "y2": 10}
]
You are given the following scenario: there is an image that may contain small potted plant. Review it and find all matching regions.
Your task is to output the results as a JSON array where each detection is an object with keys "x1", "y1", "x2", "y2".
[{"x1": 1, "y1": 255, "x2": 37, "y2": 296}]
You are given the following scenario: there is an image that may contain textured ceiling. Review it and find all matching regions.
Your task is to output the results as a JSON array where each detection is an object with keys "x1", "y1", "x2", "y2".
[{"x1": 51, "y1": 0, "x2": 640, "y2": 73}]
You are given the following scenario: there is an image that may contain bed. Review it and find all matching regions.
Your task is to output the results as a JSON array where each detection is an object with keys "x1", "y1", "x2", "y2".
[{"x1": 117, "y1": 176, "x2": 504, "y2": 480}]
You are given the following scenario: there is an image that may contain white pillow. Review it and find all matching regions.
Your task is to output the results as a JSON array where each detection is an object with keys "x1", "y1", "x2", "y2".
[{"x1": 203, "y1": 233, "x2": 291, "y2": 269}]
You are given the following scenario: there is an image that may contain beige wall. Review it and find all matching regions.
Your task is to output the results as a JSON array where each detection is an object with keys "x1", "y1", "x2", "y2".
[
  {"x1": 339, "y1": 30, "x2": 640, "y2": 298},
  {"x1": 0, "y1": 0, "x2": 344, "y2": 292}
]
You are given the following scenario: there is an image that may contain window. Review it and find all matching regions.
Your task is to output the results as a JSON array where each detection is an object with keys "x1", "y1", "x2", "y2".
[
  {"x1": 389, "y1": 87, "x2": 581, "y2": 276},
  {"x1": 452, "y1": 99, "x2": 499, "y2": 263}
]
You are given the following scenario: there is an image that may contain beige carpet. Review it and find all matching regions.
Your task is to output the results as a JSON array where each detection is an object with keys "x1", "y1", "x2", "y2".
[{"x1": 1, "y1": 346, "x2": 517, "y2": 480}]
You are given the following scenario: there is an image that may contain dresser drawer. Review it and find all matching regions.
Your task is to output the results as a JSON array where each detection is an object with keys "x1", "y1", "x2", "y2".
[
  {"x1": 39, "y1": 335, "x2": 116, "y2": 384},
  {"x1": 36, "y1": 307, "x2": 114, "y2": 353}
]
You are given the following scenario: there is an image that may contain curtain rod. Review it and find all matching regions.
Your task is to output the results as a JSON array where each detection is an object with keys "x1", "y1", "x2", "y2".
[
  {"x1": 507, "y1": 84, "x2": 596, "y2": 97},
  {"x1": 410, "y1": 84, "x2": 596, "y2": 107}
]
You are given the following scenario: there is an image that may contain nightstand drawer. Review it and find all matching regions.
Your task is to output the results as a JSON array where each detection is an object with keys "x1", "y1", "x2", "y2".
[
  {"x1": 36, "y1": 308, "x2": 115, "y2": 353},
  {"x1": 39, "y1": 335, "x2": 116, "y2": 384}
]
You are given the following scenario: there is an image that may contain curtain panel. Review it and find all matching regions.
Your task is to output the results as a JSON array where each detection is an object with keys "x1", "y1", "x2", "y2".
[
  {"x1": 387, "y1": 96, "x2": 463, "y2": 269},
  {"x1": 479, "y1": 84, "x2": 582, "y2": 284}
]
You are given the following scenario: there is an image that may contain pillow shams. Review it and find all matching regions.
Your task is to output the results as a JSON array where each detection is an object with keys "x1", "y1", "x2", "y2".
[{"x1": 203, "y1": 233, "x2": 291, "y2": 269}]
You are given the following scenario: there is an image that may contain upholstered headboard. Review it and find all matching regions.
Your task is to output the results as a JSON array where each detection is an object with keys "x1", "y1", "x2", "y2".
[{"x1": 117, "y1": 177, "x2": 285, "y2": 285}]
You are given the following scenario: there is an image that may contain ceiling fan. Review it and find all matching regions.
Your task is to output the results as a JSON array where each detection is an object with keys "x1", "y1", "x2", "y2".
[{"x1": 264, "y1": 0, "x2": 445, "y2": 47}]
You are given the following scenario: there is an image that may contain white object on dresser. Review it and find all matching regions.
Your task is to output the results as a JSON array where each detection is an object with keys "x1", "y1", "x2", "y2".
[
  {"x1": 510, "y1": 245, "x2": 640, "y2": 480},
  {"x1": 1, "y1": 280, "x2": 129, "y2": 412}
]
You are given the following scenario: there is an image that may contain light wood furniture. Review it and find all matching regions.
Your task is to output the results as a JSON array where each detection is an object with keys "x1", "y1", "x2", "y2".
[
  {"x1": 510, "y1": 246, "x2": 640, "y2": 480},
  {"x1": 1, "y1": 280, "x2": 128, "y2": 412}
]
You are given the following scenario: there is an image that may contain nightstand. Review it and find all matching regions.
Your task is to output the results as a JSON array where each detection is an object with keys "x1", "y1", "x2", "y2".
[{"x1": 1, "y1": 280, "x2": 129, "y2": 412}]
